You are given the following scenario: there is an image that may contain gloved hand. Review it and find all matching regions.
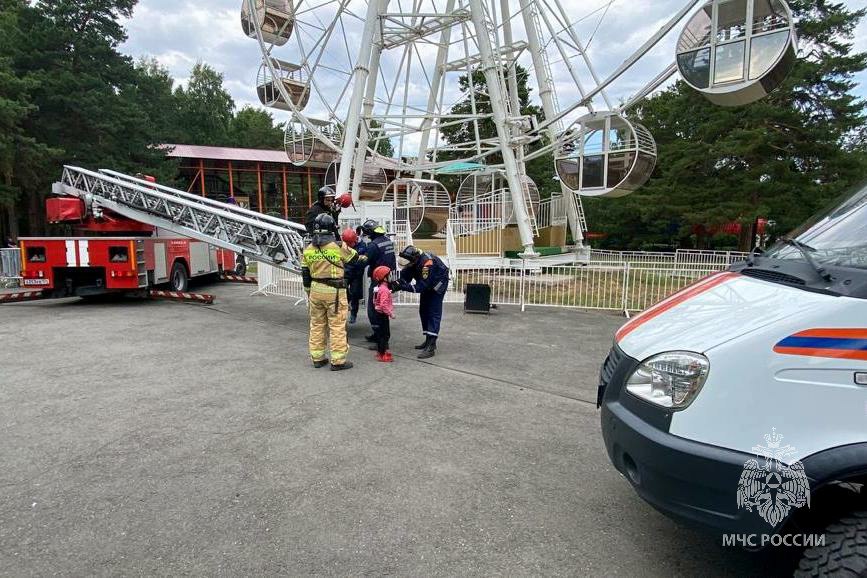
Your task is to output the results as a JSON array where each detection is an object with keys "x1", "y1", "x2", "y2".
[{"x1": 389, "y1": 281, "x2": 401, "y2": 292}]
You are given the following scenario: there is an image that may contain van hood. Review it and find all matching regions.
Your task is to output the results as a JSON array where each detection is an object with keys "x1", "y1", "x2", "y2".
[{"x1": 615, "y1": 272, "x2": 838, "y2": 361}]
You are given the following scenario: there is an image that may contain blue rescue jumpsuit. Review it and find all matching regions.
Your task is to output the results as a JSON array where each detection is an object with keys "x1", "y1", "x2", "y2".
[
  {"x1": 365, "y1": 233, "x2": 397, "y2": 331},
  {"x1": 399, "y1": 253, "x2": 449, "y2": 338},
  {"x1": 344, "y1": 240, "x2": 368, "y2": 318}
]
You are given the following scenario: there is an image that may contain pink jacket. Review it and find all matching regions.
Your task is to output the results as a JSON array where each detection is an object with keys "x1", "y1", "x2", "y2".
[{"x1": 373, "y1": 282, "x2": 395, "y2": 318}]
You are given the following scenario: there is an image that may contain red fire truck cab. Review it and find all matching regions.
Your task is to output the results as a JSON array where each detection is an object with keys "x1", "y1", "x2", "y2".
[{"x1": 19, "y1": 196, "x2": 235, "y2": 298}]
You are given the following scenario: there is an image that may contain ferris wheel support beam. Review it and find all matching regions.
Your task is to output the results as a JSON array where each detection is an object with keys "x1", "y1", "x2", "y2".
[
  {"x1": 467, "y1": 0, "x2": 537, "y2": 257},
  {"x1": 414, "y1": 0, "x2": 456, "y2": 180},
  {"x1": 520, "y1": 0, "x2": 585, "y2": 247},
  {"x1": 350, "y1": 4, "x2": 387, "y2": 200},
  {"x1": 337, "y1": 0, "x2": 389, "y2": 200},
  {"x1": 500, "y1": 0, "x2": 524, "y2": 167}
]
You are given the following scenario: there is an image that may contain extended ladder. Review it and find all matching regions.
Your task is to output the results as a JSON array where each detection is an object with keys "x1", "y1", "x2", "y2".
[{"x1": 54, "y1": 166, "x2": 308, "y2": 273}]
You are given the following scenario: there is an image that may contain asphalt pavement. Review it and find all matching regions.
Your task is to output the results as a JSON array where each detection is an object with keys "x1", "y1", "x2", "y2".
[{"x1": 0, "y1": 282, "x2": 798, "y2": 575}]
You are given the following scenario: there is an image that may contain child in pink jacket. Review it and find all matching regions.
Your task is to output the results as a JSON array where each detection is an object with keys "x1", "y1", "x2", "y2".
[{"x1": 372, "y1": 265, "x2": 395, "y2": 362}]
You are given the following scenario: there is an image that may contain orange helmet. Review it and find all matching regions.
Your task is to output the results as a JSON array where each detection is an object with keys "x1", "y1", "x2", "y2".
[
  {"x1": 341, "y1": 228, "x2": 358, "y2": 246},
  {"x1": 336, "y1": 193, "x2": 353, "y2": 208},
  {"x1": 372, "y1": 266, "x2": 391, "y2": 283}
]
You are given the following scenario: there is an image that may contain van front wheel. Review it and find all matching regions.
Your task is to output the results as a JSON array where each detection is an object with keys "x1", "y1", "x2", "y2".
[{"x1": 796, "y1": 510, "x2": 867, "y2": 577}]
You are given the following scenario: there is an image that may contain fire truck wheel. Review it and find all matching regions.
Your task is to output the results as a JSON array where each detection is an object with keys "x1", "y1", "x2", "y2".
[{"x1": 170, "y1": 261, "x2": 189, "y2": 292}]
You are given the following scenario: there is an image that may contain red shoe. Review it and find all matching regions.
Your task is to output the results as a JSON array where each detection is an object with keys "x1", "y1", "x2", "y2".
[{"x1": 376, "y1": 351, "x2": 394, "y2": 362}]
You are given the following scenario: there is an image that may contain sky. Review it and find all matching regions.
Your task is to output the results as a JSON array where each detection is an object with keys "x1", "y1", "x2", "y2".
[{"x1": 119, "y1": 0, "x2": 867, "y2": 154}]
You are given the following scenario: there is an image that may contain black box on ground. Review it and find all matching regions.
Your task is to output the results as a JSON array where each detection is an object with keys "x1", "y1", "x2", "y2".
[{"x1": 464, "y1": 283, "x2": 492, "y2": 314}]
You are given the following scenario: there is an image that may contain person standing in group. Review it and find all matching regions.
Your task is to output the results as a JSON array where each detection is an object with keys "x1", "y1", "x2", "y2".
[
  {"x1": 396, "y1": 245, "x2": 450, "y2": 359},
  {"x1": 359, "y1": 219, "x2": 396, "y2": 343},
  {"x1": 301, "y1": 213, "x2": 361, "y2": 371},
  {"x1": 304, "y1": 187, "x2": 351, "y2": 236},
  {"x1": 371, "y1": 265, "x2": 395, "y2": 363},
  {"x1": 341, "y1": 227, "x2": 368, "y2": 324}
]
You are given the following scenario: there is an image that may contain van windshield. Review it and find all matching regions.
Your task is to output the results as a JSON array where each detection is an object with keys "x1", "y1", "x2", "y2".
[{"x1": 764, "y1": 181, "x2": 867, "y2": 270}]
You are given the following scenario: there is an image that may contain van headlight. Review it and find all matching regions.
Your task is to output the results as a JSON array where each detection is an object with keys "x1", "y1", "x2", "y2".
[{"x1": 625, "y1": 351, "x2": 709, "y2": 410}]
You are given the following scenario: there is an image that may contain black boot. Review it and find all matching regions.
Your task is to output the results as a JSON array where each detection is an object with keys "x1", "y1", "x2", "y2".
[
  {"x1": 417, "y1": 337, "x2": 437, "y2": 359},
  {"x1": 330, "y1": 361, "x2": 354, "y2": 371},
  {"x1": 414, "y1": 336, "x2": 431, "y2": 350}
]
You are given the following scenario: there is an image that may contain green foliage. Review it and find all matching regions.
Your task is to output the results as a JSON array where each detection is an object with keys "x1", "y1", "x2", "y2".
[
  {"x1": 367, "y1": 119, "x2": 394, "y2": 158},
  {"x1": 585, "y1": 0, "x2": 867, "y2": 250},
  {"x1": 174, "y1": 62, "x2": 235, "y2": 146},
  {"x1": 0, "y1": 2, "x2": 290, "y2": 237},
  {"x1": 230, "y1": 106, "x2": 284, "y2": 149}
]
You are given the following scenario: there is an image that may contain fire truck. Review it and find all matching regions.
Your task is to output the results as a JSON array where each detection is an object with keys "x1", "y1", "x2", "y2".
[{"x1": 15, "y1": 166, "x2": 308, "y2": 300}]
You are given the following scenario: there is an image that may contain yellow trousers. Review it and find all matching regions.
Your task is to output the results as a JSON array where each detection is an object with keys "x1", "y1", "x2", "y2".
[{"x1": 308, "y1": 290, "x2": 349, "y2": 365}]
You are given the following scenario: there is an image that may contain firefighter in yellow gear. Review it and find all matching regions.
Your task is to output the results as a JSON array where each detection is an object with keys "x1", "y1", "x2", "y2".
[{"x1": 301, "y1": 213, "x2": 364, "y2": 370}]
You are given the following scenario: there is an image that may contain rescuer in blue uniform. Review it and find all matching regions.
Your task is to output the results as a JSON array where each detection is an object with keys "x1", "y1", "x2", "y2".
[
  {"x1": 396, "y1": 245, "x2": 449, "y2": 359},
  {"x1": 360, "y1": 219, "x2": 396, "y2": 342},
  {"x1": 341, "y1": 228, "x2": 368, "y2": 324}
]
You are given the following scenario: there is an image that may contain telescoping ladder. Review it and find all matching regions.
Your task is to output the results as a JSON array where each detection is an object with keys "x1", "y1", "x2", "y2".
[{"x1": 54, "y1": 166, "x2": 308, "y2": 273}]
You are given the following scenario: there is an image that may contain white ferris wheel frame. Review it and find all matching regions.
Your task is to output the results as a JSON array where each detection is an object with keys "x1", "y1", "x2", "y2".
[{"x1": 245, "y1": 0, "x2": 757, "y2": 255}]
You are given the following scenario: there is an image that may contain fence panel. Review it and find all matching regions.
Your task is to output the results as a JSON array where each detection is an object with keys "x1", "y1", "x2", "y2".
[
  {"x1": 674, "y1": 249, "x2": 748, "y2": 268},
  {"x1": 256, "y1": 251, "x2": 735, "y2": 314},
  {"x1": 1, "y1": 248, "x2": 21, "y2": 287},
  {"x1": 622, "y1": 264, "x2": 719, "y2": 312},
  {"x1": 521, "y1": 265, "x2": 626, "y2": 311}
]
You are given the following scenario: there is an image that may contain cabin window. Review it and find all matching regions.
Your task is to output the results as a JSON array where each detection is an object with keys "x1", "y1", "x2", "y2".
[
  {"x1": 26, "y1": 247, "x2": 46, "y2": 262},
  {"x1": 109, "y1": 246, "x2": 129, "y2": 263}
]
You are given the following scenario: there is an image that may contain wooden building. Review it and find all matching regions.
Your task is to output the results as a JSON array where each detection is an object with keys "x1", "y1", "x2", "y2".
[{"x1": 166, "y1": 144, "x2": 337, "y2": 223}]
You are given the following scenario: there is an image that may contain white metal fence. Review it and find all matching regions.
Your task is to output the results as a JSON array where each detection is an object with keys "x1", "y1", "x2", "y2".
[
  {"x1": 256, "y1": 249, "x2": 745, "y2": 315},
  {"x1": 1, "y1": 248, "x2": 21, "y2": 287},
  {"x1": 589, "y1": 249, "x2": 748, "y2": 268},
  {"x1": 536, "y1": 195, "x2": 569, "y2": 229}
]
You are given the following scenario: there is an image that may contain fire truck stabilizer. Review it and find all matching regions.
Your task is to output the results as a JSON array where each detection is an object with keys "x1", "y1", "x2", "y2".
[
  {"x1": 148, "y1": 290, "x2": 215, "y2": 304},
  {"x1": 219, "y1": 273, "x2": 259, "y2": 284},
  {"x1": 0, "y1": 290, "x2": 51, "y2": 304}
]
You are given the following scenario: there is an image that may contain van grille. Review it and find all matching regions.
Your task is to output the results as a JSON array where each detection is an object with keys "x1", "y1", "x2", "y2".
[{"x1": 598, "y1": 346, "x2": 624, "y2": 407}]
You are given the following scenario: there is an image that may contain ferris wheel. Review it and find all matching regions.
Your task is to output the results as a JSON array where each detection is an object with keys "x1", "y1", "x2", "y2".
[{"x1": 240, "y1": 0, "x2": 796, "y2": 253}]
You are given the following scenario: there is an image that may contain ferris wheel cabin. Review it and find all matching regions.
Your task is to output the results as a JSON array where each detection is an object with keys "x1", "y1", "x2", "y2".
[
  {"x1": 676, "y1": 0, "x2": 797, "y2": 106},
  {"x1": 382, "y1": 179, "x2": 452, "y2": 237},
  {"x1": 325, "y1": 160, "x2": 390, "y2": 200},
  {"x1": 555, "y1": 113, "x2": 657, "y2": 199},
  {"x1": 241, "y1": 0, "x2": 295, "y2": 46},
  {"x1": 284, "y1": 117, "x2": 342, "y2": 166},
  {"x1": 455, "y1": 171, "x2": 541, "y2": 229},
  {"x1": 256, "y1": 59, "x2": 310, "y2": 112}
]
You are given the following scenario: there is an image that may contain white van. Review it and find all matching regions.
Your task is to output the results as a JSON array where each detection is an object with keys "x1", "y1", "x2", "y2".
[{"x1": 599, "y1": 182, "x2": 867, "y2": 575}]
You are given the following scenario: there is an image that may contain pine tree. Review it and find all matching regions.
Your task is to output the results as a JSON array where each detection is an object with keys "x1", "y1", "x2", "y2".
[{"x1": 174, "y1": 63, "x2": 236, "y2": 146}]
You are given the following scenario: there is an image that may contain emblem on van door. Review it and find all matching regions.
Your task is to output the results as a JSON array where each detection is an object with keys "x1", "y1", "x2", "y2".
[{"x1": 736, "y1": 428, "x2": 810, "y2": 527}]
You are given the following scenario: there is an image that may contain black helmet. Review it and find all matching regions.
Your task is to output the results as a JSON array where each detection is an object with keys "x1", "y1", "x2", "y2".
[
  {"x1": 313, "y1": 213, "x2": 336, "y2": 234},
  {"x1": 317, "y1": 186, "x2": 336, "y2": 202},
  {"x1": 399, "y1": 245, "x2": 422, "y2": 264},
  {"x1": 361, "y1": 219, "x2": 385, "y2": 236}
]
